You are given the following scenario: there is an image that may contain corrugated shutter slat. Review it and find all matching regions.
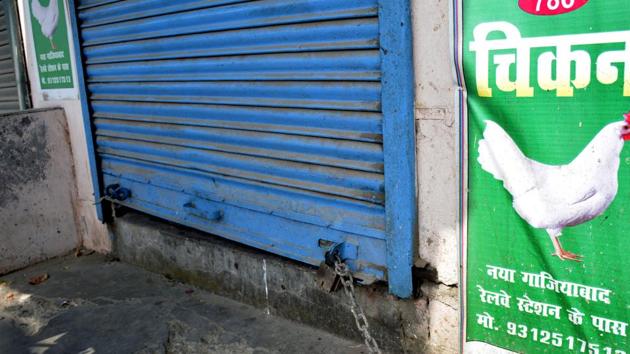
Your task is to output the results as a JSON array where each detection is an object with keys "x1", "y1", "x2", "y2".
[{"x1": 77, "y1": 0, "x2": 388, "y2": 280}]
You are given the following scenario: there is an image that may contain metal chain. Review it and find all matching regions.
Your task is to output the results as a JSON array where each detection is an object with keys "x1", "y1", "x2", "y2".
[
  {"x1": 110, "y1": 198, "x2": 117, "y2": 219},
  {"x1": 333, "y1": 255, "x2": 382, "y2": 354}
]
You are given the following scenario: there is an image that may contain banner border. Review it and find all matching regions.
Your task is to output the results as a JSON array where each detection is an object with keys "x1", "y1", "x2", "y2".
[{"x1": 451, "y1": 0, "x2": 468, "y2": 351}]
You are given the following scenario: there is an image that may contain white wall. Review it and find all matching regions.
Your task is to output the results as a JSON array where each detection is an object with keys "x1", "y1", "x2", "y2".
[
  {"x1": 412, "y1": 0, "x2": 460, "y2": 352},
  {"x1": 16, "y1": 0, "x2": 110, "y2": 252},
  {"x1": 413, "y1": 0, "x2": 459, "y2": 287}
]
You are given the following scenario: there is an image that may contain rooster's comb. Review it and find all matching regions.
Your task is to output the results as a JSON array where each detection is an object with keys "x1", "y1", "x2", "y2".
[{"x1": 625, "y1": 112, "x2": 630, "y2": 124}]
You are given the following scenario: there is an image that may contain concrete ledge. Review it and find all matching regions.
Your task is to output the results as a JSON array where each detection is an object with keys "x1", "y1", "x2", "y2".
[
  {"x1": 112, "y1": 211, "x2": 428, "y2": 353},
  {"x1": 0, "y1": 108, "x2": 79, "y2": 274}
]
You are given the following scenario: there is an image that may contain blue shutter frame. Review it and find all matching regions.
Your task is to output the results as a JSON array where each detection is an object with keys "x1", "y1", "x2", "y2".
[
  {"x1": 69, "y1": 0, "x2": 417, "y2": 298},
  {"x1": 69, "y1": 0, "x2": 104, "y2": 221},
  {"x1": 379, "y1": 0, "x2": 417, "y2": 298}
]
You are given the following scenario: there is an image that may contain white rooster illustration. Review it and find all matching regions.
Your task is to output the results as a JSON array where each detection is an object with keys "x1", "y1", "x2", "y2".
[
  {"x1": 31, "y1": 0, "x2": 59, "y2": 50},
  {"x1": 478, "y1": 113, "x2": 630, "y2": 261}
]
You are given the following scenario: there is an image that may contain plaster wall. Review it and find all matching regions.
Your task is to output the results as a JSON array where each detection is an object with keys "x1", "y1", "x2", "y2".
[
  {"x1": 0, "y1": 108, "x2": 79, "y2": 273},
  {"x1": 15, "y1": 0, "x2": 110, "y2": 252},
  {"x1": 412, "y1": 0, "x2": 460, "y2": 352},
  {"x1": 413, "y1": 0, "x2": 459, "y2": 287}
]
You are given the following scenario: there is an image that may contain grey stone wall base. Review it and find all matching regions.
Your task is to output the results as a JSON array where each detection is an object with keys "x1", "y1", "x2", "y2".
[{"x1": 111, "y1": 211, "x2": 429, "y2": 353}]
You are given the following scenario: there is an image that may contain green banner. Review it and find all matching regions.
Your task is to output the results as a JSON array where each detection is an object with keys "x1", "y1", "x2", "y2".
[
  {"x1": 460, "y1": 1, "x2": 629, "y2": 353},
  {"x1": 29, "y1": 0, "x2": 74, "y2": 90}
]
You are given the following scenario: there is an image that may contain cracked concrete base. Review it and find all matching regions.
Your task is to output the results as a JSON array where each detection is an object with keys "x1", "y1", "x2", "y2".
[
  {"x1": 0, "y1": 255, "x2": 367, "y2": 354},
  {"x1": 421, "y1": 284, "x2": 458, "y2": 354},
  {"x1": 110, "y1": 211, "x2": 461, "y2": 354},
  {"x1": 113, "y1": 212, "x2": 430, "y2": 353}
]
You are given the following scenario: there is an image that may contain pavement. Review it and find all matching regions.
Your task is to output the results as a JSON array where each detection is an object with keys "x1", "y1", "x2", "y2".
[{"x1": 0, "y1": 254, "x2": 368, "y2": 354}]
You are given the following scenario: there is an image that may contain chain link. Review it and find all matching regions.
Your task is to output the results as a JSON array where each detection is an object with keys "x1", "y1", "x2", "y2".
[{"x1": 333, "y1": 255, "x2": 382, "y2": 354}]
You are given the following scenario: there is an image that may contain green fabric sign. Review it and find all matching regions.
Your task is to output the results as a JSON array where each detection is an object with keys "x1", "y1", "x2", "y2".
[
  {"x1": 29, "y1": 0, "x2": 74, "y2": 89},
  {"x1": 459, "y1": 0, "x2": 629, "y2": 352}
]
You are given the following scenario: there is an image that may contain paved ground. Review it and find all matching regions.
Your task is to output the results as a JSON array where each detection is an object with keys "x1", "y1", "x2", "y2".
[{"x1": 0, "y1": 254, "x2": 367, "y2": 354}]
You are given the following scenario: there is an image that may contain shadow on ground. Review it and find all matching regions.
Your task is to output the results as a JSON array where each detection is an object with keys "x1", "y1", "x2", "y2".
[{"x1": 0, "y1": 254, "x2": 367, "y2": 354}]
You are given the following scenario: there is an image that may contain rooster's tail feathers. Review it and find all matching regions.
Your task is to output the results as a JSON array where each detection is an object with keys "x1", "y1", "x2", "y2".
[
  {"x1": 477, "y1": 138, "x2": 502, "y2": 180},
  {"x1": 477, "y1": 120, "x2": 535, "y2": 197}
]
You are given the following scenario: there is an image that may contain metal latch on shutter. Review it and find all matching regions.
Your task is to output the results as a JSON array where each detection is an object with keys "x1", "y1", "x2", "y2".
[
  {"x1": 319, "y1": 241, "x2": 382, "y2": 354},
  {"x1": 317, "y1": 240, "x2": 357, "y2": 292},
  {"x1": 183, "y1": 201, "x2": 223, "y2": 222},
  {"x1": 105, "y1": 184, "x2": 131, "y2": 201},
  {"x1": 321, "y1": 241, "x2": 358, "y2": 265}
]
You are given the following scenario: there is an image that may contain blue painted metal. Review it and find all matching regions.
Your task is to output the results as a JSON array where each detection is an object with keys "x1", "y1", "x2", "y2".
[
  {"x1": 324, "y1": 241, "x2": 359, "y2": 267},
  {"x1": 68, "y1": 0, "x2": 104, "y2": 221},
  {"x1": 87, "y1": 81, "x2": 381, "y2": 111},
  {"x1": 96, "y1": 137, "x2": 383, "y2": 203},
  {"x1": 104, "y1": 173, "x2": 387, "y2": 281},
  {"x1": 81, "y1": 18, "x2": 378, "y2": 64},
  {"x1": 73, "y1": 0, "x2": 416, "y2": 293},
  {"x1": 101, "y1": 156, "x2": 385, "y2": 239},
  {"x1": 379, "y1": 0, "x2": 417, "y2": 298},
  {"x1": 78, "y1": 1, "x2": 247, "y2": 23},
  {"x1": 90, "y1": 101, "x2": 383, "y2": 142},
  {"x1": 87, "y1": 51, "x2": 381, "y2": 82},
  {"x1": 92, "y1": 100, "x2": 383, "y2": 142},
  {"x1": 80, "y1": 0, "x2": 377, "y2": 45},
  {"x1": 94, "y1": 119, "x2": 384, "y2": 172}
]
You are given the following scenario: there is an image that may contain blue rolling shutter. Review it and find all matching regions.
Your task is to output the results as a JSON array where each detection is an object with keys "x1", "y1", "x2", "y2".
[{"x1": 72, "y1": 0, "x2": 416, "y2": 293}]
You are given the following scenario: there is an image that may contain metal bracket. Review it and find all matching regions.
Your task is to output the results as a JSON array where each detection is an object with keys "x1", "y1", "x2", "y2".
[
  {"x1": 324, "y1": 243, "x2": 344, "y2": 267},
  {"x1": 323, "y1": 241, "x2": 358, "y2": 267},
  {"x1": 105, "y1": 184, "x2": 131, "y2": 201},
  {"x1": 318, "y1": 241, "x2": 359, "y2": 292}
]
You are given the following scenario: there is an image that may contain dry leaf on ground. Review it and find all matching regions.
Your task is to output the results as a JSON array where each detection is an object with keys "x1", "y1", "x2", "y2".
[{"x1": 28, "y1": 273, "x2": 49, "y2": 285}]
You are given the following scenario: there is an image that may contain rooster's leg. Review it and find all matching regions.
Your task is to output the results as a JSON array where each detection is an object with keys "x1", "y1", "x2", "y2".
[
  {"x1": 547, "y1": 230, "x2": 582, "y2": 262},
  {"x1": 49, "y1": 38, "x2": 56, "y2": 50}
]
